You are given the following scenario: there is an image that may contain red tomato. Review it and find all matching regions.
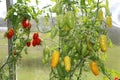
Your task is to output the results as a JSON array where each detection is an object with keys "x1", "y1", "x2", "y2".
[
  {"x1": 33, "y1": 33, "x2": 39, "y2": 39},
  {"x1": 26, "y1": 42, "x2": 31, "y2": 47},
  {"x1": 7, "y1": 28, "x2": 14, "y2": 39},
  {"x1": 10, "y1": 28, "x2": 14, "y2": 35},
  {"x1": 7, "y1": 32, "x2": 12, "y2": 39},
  {"x1": 22, "y1": 19, "x2": 29, "y2": 28},
  {"x1": 32, "y1": 39, "x2": 37, "y2": 47},
  {"x1": 36, "y1": 37, "x2": 41, "y2": 45},
  {"x1": 114, "y1": 77, "x2": 119, "y2": 80}
]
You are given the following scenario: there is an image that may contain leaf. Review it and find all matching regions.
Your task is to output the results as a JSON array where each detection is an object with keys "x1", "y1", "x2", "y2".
[
  {"x1": 103, "y1": 76, "x2": 109, "y2": 80},
  {"x1": 36, "y1": 0, "x2": 38, "y2": 5},
  {"x1": 17, "y1": 0, "x2": 23, "y2": 3},
  {"x1": 81, "y1": 0, "x2": 85, "y2": 8},
  {"x1": 51, "y1": 0, "x2": 58, "y2": 2}
]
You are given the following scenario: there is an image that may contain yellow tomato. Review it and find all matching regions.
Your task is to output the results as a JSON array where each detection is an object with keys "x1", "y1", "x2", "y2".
[
  {"x1": 64, "y1": 56, "x2": 71, "y2": 72},
  {"x1": 98, "y1": 9, "x2": 103, "y2": 21},
  {"x1": 99, "y1": 35, "x2": 107, "y2": 52},
  {"x1": 106, "y1": 16, "x2": 112, "y2": 28},
  {"x1": 51, "y1": 50, "x2": 60, "y2": 69}
]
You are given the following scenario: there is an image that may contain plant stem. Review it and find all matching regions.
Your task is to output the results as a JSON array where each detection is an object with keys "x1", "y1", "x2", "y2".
[{"x1": 77, "y1": 59, "x2": 85, "y2": 80}]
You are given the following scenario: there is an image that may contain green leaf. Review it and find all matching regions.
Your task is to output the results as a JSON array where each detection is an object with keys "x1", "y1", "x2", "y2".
[
  {"x1": 51, "y1": 0, "x2": 58, "y2": 2},
  {"x1": 17, "y1": 0, "x2": 23, "y2": 3},
  {"x1": 35, "y1": 0, "x2": 38, "y2": 5}
]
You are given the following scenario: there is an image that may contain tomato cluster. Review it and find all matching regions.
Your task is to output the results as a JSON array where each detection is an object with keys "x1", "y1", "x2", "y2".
[
  {"x1": 26, "y1": 33, "x2": 42, "y2": 47},
  {"x1": 32, "y1": 33, "x2": 42, "y2": 47}
]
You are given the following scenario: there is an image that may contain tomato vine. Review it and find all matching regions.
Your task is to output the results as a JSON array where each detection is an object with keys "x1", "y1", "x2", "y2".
[
  {"x1": 0, "y1": 0, "x2": 42, "y2": 79},
  {"x1": 43, "y1": 0, "x2": 120, "y2": 80}
]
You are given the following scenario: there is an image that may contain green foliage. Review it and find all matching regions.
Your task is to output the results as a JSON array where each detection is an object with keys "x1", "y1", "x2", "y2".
[{"x1": 46, "y1": 0, "x2": 120, "y2": 80}]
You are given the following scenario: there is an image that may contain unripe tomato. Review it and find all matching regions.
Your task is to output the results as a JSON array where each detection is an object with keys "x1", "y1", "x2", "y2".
[
  {"x1": 98, "y1": 9, "x2": 103, "y2": 21},
  {"x1": 106, "y1": 16, "x2": 112, "y2": 28},
  {"x1": 99, "y1": 35, "x2": 107, "y2": 52},
  {"x1": 64, "y1": 56, "x2": 71, "y2": 72},
  {"x1": 42, "y1": 46, "x2": 50, "y2": 64},
  {"x1": 90, "y1": 61, "x2": 99, "y2": 76},
  {"x1": 26, "y1": 42, "x2": 31, "y2": 47},
  {"x1": 51, "y1": 50, "x2": 60, "y2": 69},
  {"x1": 65, "y1": 25, "x2": 70, "y2": 32}
]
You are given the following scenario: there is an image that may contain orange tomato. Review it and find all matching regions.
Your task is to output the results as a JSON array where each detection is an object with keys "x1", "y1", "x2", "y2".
[{"x1": 90, "y1": 61, "x2": 99, "y2": 76}]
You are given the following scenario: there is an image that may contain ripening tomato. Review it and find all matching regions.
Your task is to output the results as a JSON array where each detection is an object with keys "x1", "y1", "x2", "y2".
[
  {"x1": 33, "y1": 33, "x2": 39, "y2": 39},
  {"x1": 26, "y1": 42, "x2": 31, "y2": 47},
  {"x1": 99, "y1": 35, "x2": 107, "y2": 52},
  {"x1": 22, "y1": 18, "x2": 29, "y2": 28},
  {"x1": 90, "y1": 61, "x2": 99, "y2": 76},
  {"x1": 64, "y1": 56, "x2": 71, "y2": 72},
  {"x1": 98, "y1": 9, "x2": 103, "y2": 21},
  {"x1": 51, "y1": 50, "x2": 60, "y2": 69}
]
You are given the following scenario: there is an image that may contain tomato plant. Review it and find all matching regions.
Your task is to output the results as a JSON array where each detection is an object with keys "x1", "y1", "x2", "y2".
[
  {"x1": 43, "y1": 0, "x2": 120, "y2": 80},
  {"x1": 1, "y1": 0, "x2": 120, "y2": 80},
  {"x1": 0, "y1": 0, "x2": 42, "y2": 79}
]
